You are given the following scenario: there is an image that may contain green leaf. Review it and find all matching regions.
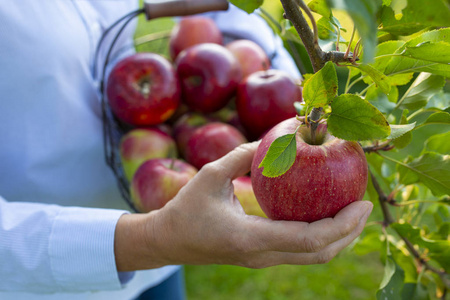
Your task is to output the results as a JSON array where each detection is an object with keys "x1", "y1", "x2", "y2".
[
  {"x1": 397, "y1": 152, "x2": 450, "y2": 197},
  {"x1": 357, "y1": 64, "x2": 391, "y2": 94},
  {"x1": 366, "y1": 85, "x2": 398, "y2": 115},
  {"x1": 380, "y1": 0, "x2": 450, "y2": 36},
  {"x1": 229, "y1": 0, "x2": 263, "y2": 14},
  {"x1": 376, "y1": 255, "x2": 405, "y2": 300},
  {"x1": 373, "y1": 40, "x2": 406, "y2": 72},
  {"x1": 392, "y1": 113, "x2": 413, "y2": 149},
  {"x1": 258, "y1": 133, "x2": 297, "y2": 178},
  {"x1": 391, "y1": 223, "x2": 450, "y2": 253},
  {"x1": 388, "y1": 123, "x2": 416, "y2": 140},
  {"x1": 303, "y1": 61, "x2": 338, "y2": 108},
  {"x1": 403, "y1": 41, "x2": 450, "y2": 64},
  {"x1": 401, "y1": 283, "x2": 430, "y2": 300},
  {"x1": 317, "y1": 17, "x2": 337, "y2": 40},
  {"x1": 397, "y1": 73, "x2": 445, "y2": 111},
  {"x1": 326, "y1": 0, "x2": 381, "y2": 63},
  {"x1": 308, "y1": 0, "x2": 332, "y2": 18},
  {"x1": 425, "y1": 132, "x2": 450, "y2": 155},
  {"x1": 423, "y1": 111, "x2": 450, "y2": 126},
  {"x1": 328, "y1": 94, "x2": 390, "y2": 141},
  {"x1": 385, "y1": 29, "x2": 450, "y2": 77}
]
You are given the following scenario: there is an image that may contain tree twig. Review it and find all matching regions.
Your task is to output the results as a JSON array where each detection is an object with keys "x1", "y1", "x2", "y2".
[
  {"x1": 279, "y1": 0, "x2": 355, "y2": 72},
  {"x1": 369, "y1": 170, "x2": 450, "y2": 289}
]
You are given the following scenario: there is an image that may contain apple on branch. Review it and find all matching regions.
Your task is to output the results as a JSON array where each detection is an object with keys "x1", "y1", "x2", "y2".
[
  {"x1": 106, "y1": 53, "x2": 180, "y2": 127},
  {"x1": 251, "y1": 117, "x2": 368, "y2": 223},
  {"x1": 130, "y1": 158, "x2": 197, "y2": 213},
  {"x1": 236, "y1": 69, "x2": 302, "y2": 141}
]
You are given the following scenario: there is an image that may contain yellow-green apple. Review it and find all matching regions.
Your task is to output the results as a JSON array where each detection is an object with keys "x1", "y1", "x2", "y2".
[
  {"x1": 185, "y1": 122, "x2": 247, "y2": 169},
  {"x1": 106, "y1": 53, "x2": 180, "y2": 126},
  {"x1": 251, "y1": 118, "x2": 368, "y2": 223},
  {"x1": 226, "y1": 39, "x2": 270, "y2": 78},
  {"x1": 172, "y1": 112, "x2": 217, "y2": 158},
  {"x1": 120, "y1": 128, "x2": 177, "y2": 181},
  {"x1": 236, "y1": 69, "x2": 302, "y2": 140},
  {"x1": 175, "y1": 43, "x2": 242, "y2": 113},
  {"x1": 130, "y1": 158, "x2": 197, "y2": 213},
  {"x1": 169, "y1": 16, "x2": 223, "y2": 61},
  {"x1": 232, "y1": 176, "x2": 267, "y2": 218}
]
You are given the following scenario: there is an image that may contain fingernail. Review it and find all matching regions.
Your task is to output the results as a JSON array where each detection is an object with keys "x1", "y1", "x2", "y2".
[{"x1": 361, "y1": 202, "x2": 373, "y2": 219}]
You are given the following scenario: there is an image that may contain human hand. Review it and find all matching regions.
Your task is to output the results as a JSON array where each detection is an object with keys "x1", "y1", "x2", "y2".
[{"x1": 115, "y1": 141, "x2": 373, "y2": 271}]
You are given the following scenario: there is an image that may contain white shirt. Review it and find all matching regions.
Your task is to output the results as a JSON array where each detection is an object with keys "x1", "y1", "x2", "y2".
[{"x1": 0, "y1": 1, "x2": 300, "y2": 299}]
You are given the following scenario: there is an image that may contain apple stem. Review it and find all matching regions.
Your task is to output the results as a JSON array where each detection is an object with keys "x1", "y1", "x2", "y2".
[
  {"x1": 169, "y1": 157, "x2": 176, "y2": 170},
  {"x1": 308, "y1": 107, "x2": 322, "y2": 145}
]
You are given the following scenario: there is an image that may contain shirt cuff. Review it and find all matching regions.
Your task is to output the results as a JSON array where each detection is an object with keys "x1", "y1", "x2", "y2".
[{"x1": 49, "y1": 206, "x2": 134, "y2": 292}]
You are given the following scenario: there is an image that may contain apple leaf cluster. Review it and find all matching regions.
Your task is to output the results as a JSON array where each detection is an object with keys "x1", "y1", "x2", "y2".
[{"x1": 231, "y1": 0, "x2": 449, "y2": 298}]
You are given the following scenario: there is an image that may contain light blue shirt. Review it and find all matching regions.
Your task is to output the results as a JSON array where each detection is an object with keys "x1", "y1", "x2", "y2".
[{"x1": 0, "y1": 1, "x2": 300, "y2": 299}]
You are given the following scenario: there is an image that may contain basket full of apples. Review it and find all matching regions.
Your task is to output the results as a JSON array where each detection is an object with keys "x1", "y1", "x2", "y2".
[{"x1": 100, "y1": 0, "x2": 304, "y2": 216}]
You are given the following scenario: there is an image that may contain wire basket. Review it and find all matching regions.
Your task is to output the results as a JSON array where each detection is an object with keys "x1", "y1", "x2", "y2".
[{"x1": 98, "y1": 1, "x2": 229, "y2": 212}]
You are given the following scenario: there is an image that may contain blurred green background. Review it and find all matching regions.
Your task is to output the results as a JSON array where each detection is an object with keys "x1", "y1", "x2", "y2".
[{"x1": 132, "y1": 2, "x2": 384, "y2": 299}]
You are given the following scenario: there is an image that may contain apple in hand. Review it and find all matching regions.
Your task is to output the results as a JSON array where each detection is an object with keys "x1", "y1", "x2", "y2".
[
  {"x1": 172, "y1": 112, "x2": 217, "y2": 158},
  {"x1": 119, "y1": 128, "x2": 177, "y2": 181},
  {"x1": 232, "y1": 176, "x2": 266, "y2": 218},
  {"x1": 131, "y1": 158, "x2": 197, "y2": 213},
  {"x1": 226, "y1": 39, "x2": 271, "y2": 78},
  {"x1": 175, "y1": 43, "x2": 242, "y2": 114},
  {"x1": 236, "y1": 69, "x2": 302, "y2": 140},
  {"x1": 251, "y1": 118, "x2": 368, "y2": 223},
  {"x1": 106, "y1": 53, "x2": 180, "y2": 126},
  {"x1": 185, "y1": 122, "x2": 247, "y2": 169},
  {"x1": 169, "y1": 16, "x2": 223, "y2": 61}
]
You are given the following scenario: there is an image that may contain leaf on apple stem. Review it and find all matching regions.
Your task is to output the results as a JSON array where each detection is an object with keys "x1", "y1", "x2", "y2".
[
  {"x1": 303, "y1": 61, "x2": 338, "y2": 108},
  {"x1": 356, "y1": 64, "x2": 391, "y2": 95},
  {"x1": 258, "y1": 129, "x2": 299, "y2": 178},
  {"x1": 230, "y1": 0, "x2": 263, "y2": 14},
  {"x1": 327, "y1": 94, "x2": 391, "y2": 141}
]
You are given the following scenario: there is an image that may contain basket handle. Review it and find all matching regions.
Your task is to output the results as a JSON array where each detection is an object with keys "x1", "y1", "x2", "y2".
[{"x1": 144, "y1": 0, "x2": 229, "y2": 20}]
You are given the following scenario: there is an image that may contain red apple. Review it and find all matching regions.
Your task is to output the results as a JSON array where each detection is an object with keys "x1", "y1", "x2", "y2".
[
  {"x1": 226, "y1": 39, "x2": 271, "y2": 78},
  {"x1": 130, "y1": 158, "x2": 197, "y2": 213},
  {"x1": 233, "y1": 176, "x2": 267, "y2": 218},
  {"x1": 175, "y1": 43, "x2": 242, "y2": 114},
  {"x1": 120, "y1": 128, "x2": 177, "y2": 181},
  {"x1": 251, "y1": 118, "x2": 368, "y2": 223},
  {"x1": 169, "y1": 16, "x2": 223, "y2": 61},
  {"x1": 185, "y1": 122, "x2": 247, "y2": 169},
  {"x1": 236, "y1": 69, "x2": 302, "y2": 140},
  {"x1": 172, "y1": 112, "x2": 217, "y2": 158},
  {"x1": 106, "y1": 53, "x2": 180, "y2": 126}
]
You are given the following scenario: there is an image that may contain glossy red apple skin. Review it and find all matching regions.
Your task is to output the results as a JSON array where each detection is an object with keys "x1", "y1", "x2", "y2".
[
  {"x1": 185, "y1": 122, "x2": 247, "y2": 169},
  {"x1": 172, "y1": 112, "x2": 217, "y2": 158},
  {"x1": 233, "y1": 176, "x2": 267, "y2": 218},
  {"x1": 226, "y1": 39, "x2": 271, "y2": 78},
  {"x1": 175, "y1": 43, "x2": 242, "y2": 114},
  {"x1": 106, "y1": 53, "x2": 180, "y2": 126},
  {"x1": 236, "y1": 69, "x2": 302, "y2": 140},
  {"x1": 169, "y1": 16, "x2": 223, "y2": 61},
  {"x1": 130, "y1": 158, "x2": 197, "y2": 213},
  {"x1": 120, "y1": 128, "x2": 177, "y2": 181},
  {"x1": 251, "y1": 118, "x2": 368, "y2": 223}
]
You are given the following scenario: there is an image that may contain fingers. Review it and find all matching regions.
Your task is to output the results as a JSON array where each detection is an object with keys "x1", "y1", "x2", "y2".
[
  {"x1": 241, "y1": 205, "x2": 372, "y2": 268},
  {"x1": 198, "y1": 141, "x2": 261, "y2": 182},
  {"x1": 248, "y1": 201, "x2": 373, "y2": 254}
]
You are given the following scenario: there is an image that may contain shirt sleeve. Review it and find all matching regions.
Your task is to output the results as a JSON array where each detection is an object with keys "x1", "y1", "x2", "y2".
[
  {"x1": 0, "y1": 196, "x2": 133, "y2": 293},
  {"x1": 201, "y1": 4, "x2": 302, "y2": 80}
]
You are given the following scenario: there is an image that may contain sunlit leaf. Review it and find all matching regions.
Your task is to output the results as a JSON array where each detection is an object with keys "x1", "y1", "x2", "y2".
[
  {"x1": 303, "y1": 61, "x2": 338, "y2": 108},
  {"x1": 230, "y1": 0, "x2": 263, "y2": 13},
  {"x1": 397, "y1": 73, "x2": 445, "y2": 111},
  {"x1": 259, "y1": 133, "x2": 297, "y2": 178},
  {"x1": 328, "y1": 94, "x2": 390, "y2": 141}
]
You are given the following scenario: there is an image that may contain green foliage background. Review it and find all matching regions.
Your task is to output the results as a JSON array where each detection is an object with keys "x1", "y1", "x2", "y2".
[{"x1": 133, "y1": 0, "x2": 449, "y2": 299}]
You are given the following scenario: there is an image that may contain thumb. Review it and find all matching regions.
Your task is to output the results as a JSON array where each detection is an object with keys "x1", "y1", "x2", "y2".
[{"x1": 206, "y1": 141, "x2": 261, "y2": 181}]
